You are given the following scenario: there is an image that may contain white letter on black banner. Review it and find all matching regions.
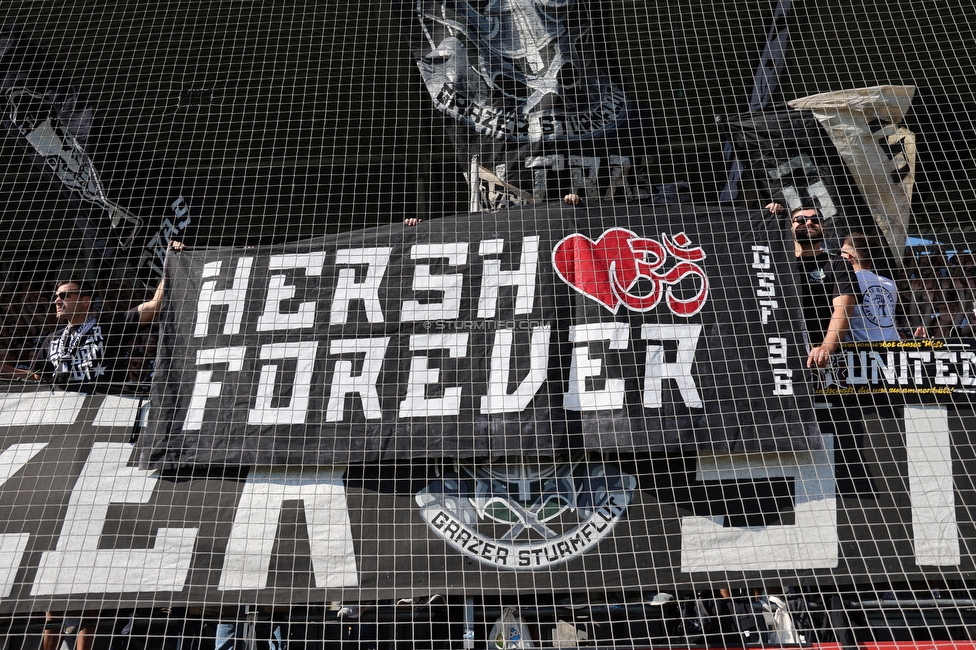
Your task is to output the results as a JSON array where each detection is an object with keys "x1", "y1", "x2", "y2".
[
  {"x1": 401, "y1": 243, "x2": 467, "y2": 321},
  {"x1": 330, "y1": 247, "x2": 392, "y2": 325},
  {"x1": 641, "y1": 324, "x2": 704, "y2": 409},
  {"x1": 905, "y1": 404, "x2": 960, "y2": 566},
  {"x1": 480, "y1": 326, "x2": 551, "y2": 414},
  {"x1": 476, "y1": 237, "x2": 540, "y2": 318},
  {"x1": 218, "y1": 467, "x2": 357, "y2": 591},
  {"x1": 399, "y1": 333, "x2": 468, "y2": 418},
  {"x1": 325, "y1": 338, "x2": 390, "y2": 422},
  {"x1": 32, "y1": 443, "x2": 197, "y2": 595},
  {"x1": 194, "y1": 257, "x2": 254, "y2": 337},
  {"x1": 0, "y1": 443, "x2": 48, "y2": 597},
  {"x1": 248, "y1": 341, "x2": 319, "y2": 425},
  {"x1": 256, "y1": 252, "x2": 328, "y2": 331},
  {"x1": 680, "y1": 437, "x2": 838, "y2": 571},
  {"x1": 564, "y1": 322, "x2": 628, "y2": 411},
  {"x1": 183, "y1": 347, "x2": 247, "y2": 431}
]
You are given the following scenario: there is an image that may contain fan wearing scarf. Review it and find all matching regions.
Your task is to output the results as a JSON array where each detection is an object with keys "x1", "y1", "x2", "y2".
[
  {"x1": 22, "y1": 241, "x2": 184, "y2": 395},
  {"x1": 26, "y1": 277, "x2": 162, "y2": 394}
]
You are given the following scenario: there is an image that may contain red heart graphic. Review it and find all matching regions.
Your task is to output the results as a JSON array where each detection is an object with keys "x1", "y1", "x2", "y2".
[
  {"x1": 554, "y1": 228, "x2": 709, "y2": 316},
  {"x1": 553, "y1": 229, "x2": 641, "y2": 312}
]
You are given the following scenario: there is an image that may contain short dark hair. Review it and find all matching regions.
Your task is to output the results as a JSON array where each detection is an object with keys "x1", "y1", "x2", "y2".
[
  {"x1": 843, "y1": 232, "x2": 887, "y2": 268},
  {"x1": 790, "y1": 205, "x2": 820, "y2": 217},
  {"x1": 56, "y1": 278, "x2": 93, "y2": 298}
]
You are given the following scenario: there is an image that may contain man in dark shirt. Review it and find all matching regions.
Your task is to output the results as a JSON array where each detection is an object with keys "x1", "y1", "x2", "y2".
[
  {"x1": 767, "y1": 203, "x2": 858, "y2": 365},
  {"x1": 769, "y1": 202, "x2": 875, "y2": 509},
  {"x1": 28, "y1": 250, "x2": 182, "y2": 650},
  {"x1": 30, "y1": 274, "x2": 169, "y2": 395}
]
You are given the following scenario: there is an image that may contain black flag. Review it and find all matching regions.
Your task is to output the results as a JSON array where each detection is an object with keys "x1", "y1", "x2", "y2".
[
  {"x1": 393, "y1": 1, "x2": 663, "y2": 209},
  {"x1": 142, "y1": 202, "x2": 820, "y2": 469},
  {"x1": 0, "y1": 24, "x2": 198, "y2": 284}
]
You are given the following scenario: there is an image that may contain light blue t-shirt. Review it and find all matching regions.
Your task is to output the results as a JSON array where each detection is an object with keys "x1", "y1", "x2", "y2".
[{"x1": 849, "y1": 269, "x2": 901, "y2": 341}]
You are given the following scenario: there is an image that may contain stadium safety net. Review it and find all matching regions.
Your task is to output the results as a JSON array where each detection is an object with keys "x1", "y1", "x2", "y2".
[{"x1": 0, "y1": 1, "x2": 975, "y2": 648}]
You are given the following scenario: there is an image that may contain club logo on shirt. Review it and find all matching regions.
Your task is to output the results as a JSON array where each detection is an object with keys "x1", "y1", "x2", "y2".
[{"x1": 861, "y1": 285, "x2": 896, "y2": 326}]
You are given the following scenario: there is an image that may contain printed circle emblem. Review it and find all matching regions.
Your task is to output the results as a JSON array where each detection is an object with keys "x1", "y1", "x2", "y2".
[
  {"x1": 861, "y1": 285, "x2": 895, "y2": 327},
  {"x1": 416, "y1": 455, "x2": 637, "y2": 570}
]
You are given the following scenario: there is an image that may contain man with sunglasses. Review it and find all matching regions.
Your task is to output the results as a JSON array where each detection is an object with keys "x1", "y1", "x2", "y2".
[
  {"x1": 22, "y1": 241, "x2": 184, "y2": 396},
  {"x1": 7, "y1": 253, "x2": 184, "y2": 650},
  {"x1": 767, "y1": 202, "x2": 875, "y2": 510},
  {"x1": 767, "y1": 202, "x2": 857, "y2": 369}
]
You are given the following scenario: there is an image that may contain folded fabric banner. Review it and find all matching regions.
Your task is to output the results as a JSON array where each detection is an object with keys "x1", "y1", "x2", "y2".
[{"x1": 722, "y1": 85, "x2": 919, "y2": 263}]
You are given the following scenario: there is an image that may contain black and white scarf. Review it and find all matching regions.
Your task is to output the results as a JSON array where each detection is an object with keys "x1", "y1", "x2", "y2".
[{"x1": 48, "y1": 316, "x2": 98, "y2": 376}]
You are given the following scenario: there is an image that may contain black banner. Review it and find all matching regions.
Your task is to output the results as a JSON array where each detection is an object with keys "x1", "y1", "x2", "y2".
[
  {"x1": 721, "y1": 107, "x2": 872, "y2": 246},
  {"x1": 0, "y1": 387, "x2": 974, "y2": 613},
  {"x1": 821, "y1": 339, "x2": 976, "y2": 402},
  {"x1": 719, "y1": 0, "x2": 794, "y2": 202},
  {"x1": 0, "y1": 23, "x2": 198, "y2": 284},
  {"x1": 142, "y1": 203, "x2": 817, "y2": 469}
]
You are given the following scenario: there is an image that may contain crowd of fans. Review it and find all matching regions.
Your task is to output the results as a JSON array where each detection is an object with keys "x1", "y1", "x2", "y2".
[
  {"x1": 899, "y1": 247, "x2": 976, "y2": 339},
  {"x1": 0, "y1": 275, "x2": 158, "y2": 392}
]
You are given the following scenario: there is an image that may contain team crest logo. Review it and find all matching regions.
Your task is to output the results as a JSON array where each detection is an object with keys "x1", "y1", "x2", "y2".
[
  {"x1": 552, "y1": 229, "x2": 708, "y2": 315},
  {"x1": 416, "y1": 455, "x2": 636, "y2": 570}
]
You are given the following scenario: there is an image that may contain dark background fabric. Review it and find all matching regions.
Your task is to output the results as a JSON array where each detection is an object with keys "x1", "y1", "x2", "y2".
[{"x1": 0, "y1": 390, "x2": 972, "y2": 613}]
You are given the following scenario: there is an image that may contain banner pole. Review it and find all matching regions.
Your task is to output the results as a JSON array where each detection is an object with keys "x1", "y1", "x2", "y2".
[
  {"x1": 469, "y1": 155, "x2": 482, "y2": 213},
  {"x1": 464, "y1": 596, "x2": 475, "y2": 650}
]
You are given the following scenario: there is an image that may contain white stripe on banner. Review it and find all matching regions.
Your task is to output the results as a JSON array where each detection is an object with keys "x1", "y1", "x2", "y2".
[
  {"x1": 905, "y1": 404, "x2": 960, "y2": 566},
  {"x1": 218, "y1": 467, "x2": 359, "y2": 591},
  {"x1": 680, "y1": 433, "x2": 838, "y2": 572},
  {"x1": 0, "y1": 443, "x2": 48, "y2": 597},
  {"x1": 92, "y1": 394, "x2": 143, "y2": 428},
  {"x1": 0, "y1": 391, "x2": 86, "y2": 426}
]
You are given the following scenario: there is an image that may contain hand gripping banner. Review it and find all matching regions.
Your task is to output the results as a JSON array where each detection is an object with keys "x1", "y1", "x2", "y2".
[{"x1": 140, "y1": 202, "x2": 820, "y2": 469}]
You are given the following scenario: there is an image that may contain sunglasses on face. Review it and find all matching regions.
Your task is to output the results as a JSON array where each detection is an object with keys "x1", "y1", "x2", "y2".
[
  {"x1": 792, "y1": 215, "x2": 822, "y2": 225},
  {"x1": 53, "y1": 291, "x2": 81, "y2": 302}
]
